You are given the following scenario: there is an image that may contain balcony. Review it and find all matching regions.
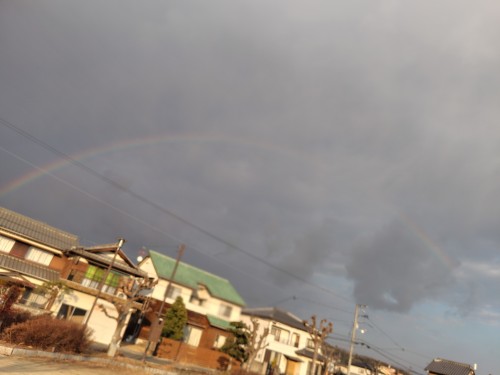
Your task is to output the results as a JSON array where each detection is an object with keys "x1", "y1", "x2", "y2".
[
  {"x1": 62, "y1": 268, "x2": 144, "y2": 309},
  {"x1": 63, "y1": 268, "x2": 121, "y2": 298}
]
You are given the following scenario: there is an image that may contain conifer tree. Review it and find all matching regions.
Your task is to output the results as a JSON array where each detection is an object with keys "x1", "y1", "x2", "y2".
[
  {"x1": 220, "y1": 321, "x2": 250, "y2": 363},
  {"x1": 162, "y1": 296, "x2": 188, "y2": 340}
]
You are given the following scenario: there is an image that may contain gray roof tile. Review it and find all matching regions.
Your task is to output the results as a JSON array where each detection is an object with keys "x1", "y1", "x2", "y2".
[
  {"x1": 425, "y1": 358, "x2": 474, "y2": 375},
  {"x1": 0, "y1": 253, "x2": 59, "y2": 282},
  {"x1": 242, "y1": 307, "x2": 307, "y2": 331},
  {"x1": 0, "y1": 207, "x2": 78, "y2": 250}
]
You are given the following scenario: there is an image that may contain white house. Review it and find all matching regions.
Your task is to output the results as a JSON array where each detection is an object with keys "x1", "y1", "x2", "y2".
[{"x1": 242, "y1": 307, "x2": 327, "y2": 375}]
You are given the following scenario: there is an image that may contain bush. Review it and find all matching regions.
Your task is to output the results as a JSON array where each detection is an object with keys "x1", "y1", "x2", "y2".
[
  {"x1": 1, "y1": 315, "x2": 92, "y2": 353},
  {"x1": 0, "y1": 309, "x2": 33, "y2": 333}
]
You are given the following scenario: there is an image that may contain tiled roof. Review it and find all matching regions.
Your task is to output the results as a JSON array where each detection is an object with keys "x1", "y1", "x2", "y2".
[
  {"x1": 0, "y1": 207, "x2": 78, "y2": 250},
  {"x1": 64, "y1": 248, "x2": 147, "y2": 278},
  {"x1": 148, "y1": 250, "x2": 245, "y2": 306},
  {"x1": 425, "y1": 358, "x2": 474, "y2": 375},
  {"x1": 0, "y1": 253, "x2": 59, "y2": 282},
  {"x1": 242, "y1": 307, "x2": 306, "y2": 331}
]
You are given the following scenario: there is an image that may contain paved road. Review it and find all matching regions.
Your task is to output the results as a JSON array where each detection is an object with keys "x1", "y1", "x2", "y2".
[{"x1": 0, "y1": 355, "x2": 149, "y2": 375}]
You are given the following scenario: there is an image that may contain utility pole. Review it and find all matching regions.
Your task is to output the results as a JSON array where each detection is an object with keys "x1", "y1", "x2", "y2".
[
  {"x1": 347, "y1": 304, "x2": 365, "y2": 375},
  {"x1": 83, "y1": 238, "x2": 125, "y2": 329},
  {"x1": 142, "y1": 244, "x2": 185, "y2": 362}
]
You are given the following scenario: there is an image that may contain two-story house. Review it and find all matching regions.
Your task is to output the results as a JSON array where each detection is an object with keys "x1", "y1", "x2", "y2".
[
  {"x1": 137, "y1": 249, "x2": 245, "y2": 354},
  {"x1": 0, "y1": 206, "x2": 148, "y2": 347},
  {"x1": 242, "y1": 307, "x2": 326, "y2": 375},
  {"x1": 0, "y1": 206, "x2": 77, "y2": 311}
]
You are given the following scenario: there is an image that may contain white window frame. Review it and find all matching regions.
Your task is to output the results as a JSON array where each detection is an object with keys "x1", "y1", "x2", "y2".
[
  {"x1": 0, "y1": 235, "x2": 15, "y2": 253},
  {"x1": 213, "y1": 334, "x2": 227, "y2": 349},
  {"x1": 25, "y1": 247, "x2": 53, "y2": 266}
]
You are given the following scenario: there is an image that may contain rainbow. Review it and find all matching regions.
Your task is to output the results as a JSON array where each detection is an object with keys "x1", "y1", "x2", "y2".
[
  {"x1": 399, "y1": 212, "x2": 456, "y2": 269},
  {"x1": 0, "y1": 133, "x2": 317, "y2": 197}
]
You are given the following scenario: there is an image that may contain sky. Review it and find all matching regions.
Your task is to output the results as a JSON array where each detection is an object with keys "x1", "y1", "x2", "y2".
[{"x1": 1, "y1": 1, "x2": 500, "y2": 373}]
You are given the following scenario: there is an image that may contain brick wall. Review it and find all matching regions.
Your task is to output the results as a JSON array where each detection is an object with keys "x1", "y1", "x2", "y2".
[{"x1": 157, "y1": 337, "x2": 240, "y2": 371}]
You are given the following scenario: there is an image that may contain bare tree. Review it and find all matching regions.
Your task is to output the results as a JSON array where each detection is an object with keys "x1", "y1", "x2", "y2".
[
  {"x1": 321, "y1": 342, "x2": 337, "y2": 375},
  {"x1": 243, "y1": 317, "x2": 270, "y2": 371},
  {"x1": 99, "y1": 276, "x2": 157, "y2": 357},
  {"x1": 34, "y1": 280, "x2": 72, "y2": 310},
  {"x1": 304, "y1": 315, "x2": 333, "y2": 375}
]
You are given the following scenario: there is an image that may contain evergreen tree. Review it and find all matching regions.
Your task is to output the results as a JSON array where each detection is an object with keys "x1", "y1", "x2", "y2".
[
  {"x1": 220, "y1": 321, "x2": 250, "y2": 363},
  {"x1": 162, "y1": 296, "x2": 188, "y2": 340}
]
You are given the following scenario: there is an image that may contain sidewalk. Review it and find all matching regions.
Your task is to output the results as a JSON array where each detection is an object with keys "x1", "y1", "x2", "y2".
[{"x1": 0, "y1": 341, "x2": 180, "y2": 375}]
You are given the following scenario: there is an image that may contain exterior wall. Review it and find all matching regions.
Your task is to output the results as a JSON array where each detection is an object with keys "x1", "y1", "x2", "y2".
[
  {"x1": 0, "y1": 233, "x2": 65, "y2": 272},
  {"x1": 139, "y1": 258, "x2": 242, "y2": 326},
  {"x1": 156, "y1": 337, "x2": 239, "y2": 371},
  {"x1": 52, "y1": 289, "x2": 124, "y2": 345},
  {"x1": 241, "y1": 315, "x2": 319, "y2": 375},
  {"x1": 9, "y1": 241, "x2": 28, "y2": 258},
  {"x1": 199, "y1": 325, "x2": 231, "y2": 350}
]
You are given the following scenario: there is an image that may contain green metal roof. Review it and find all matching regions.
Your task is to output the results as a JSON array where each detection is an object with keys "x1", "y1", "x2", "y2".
[
  {"x1": 207, "y1": 315, "x2": 233, "y2": 330},
  {"x1": 149, "y1": 250, "x2": 245, "y2": 306}
]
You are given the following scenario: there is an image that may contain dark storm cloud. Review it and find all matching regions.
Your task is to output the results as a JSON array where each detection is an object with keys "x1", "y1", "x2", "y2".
[
  {"x1": 3, "y1": 1, "x2": 500, "y2": 372},
  {"x1": 346, "y1": 220, "x2": 456, "y2": 312}
]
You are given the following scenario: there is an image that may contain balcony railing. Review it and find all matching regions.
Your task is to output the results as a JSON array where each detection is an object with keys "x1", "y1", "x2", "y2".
[{"x1": 64, "y1": 269, "x2": 122, "y2": 298}]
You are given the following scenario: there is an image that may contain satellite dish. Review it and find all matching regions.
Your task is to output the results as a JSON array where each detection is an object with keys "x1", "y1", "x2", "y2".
[{"x1": 137, "y1": 256, "x2": 143, "y2": 262}]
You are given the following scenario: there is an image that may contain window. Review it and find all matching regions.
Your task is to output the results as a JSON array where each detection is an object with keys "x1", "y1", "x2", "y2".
[
  {"x1": 213, "y1": 334, "x2": 227, "y2": 349},
  {"x1": 189, "y1": 294, "x2": 206, "y2": 306},
  {"x1": 271, "y1": 325, "x2": 290, "y2": 344},
  {"x1": 184, "y1": 325, "x2": 203, "y2": 347},
  {"x1": 57, "y1": 303, "x2": 87, "y2": 324},
  {"x1": 0, "y1": 235, "x2": 15, "y2": 253},
  {"x1": 218, "y1": 304, "x2": 232, "y2": 318},
  {"x1": 307, "y1": 338, "x2": 315, "y2": 349},
  {"x1": 81, "y1": 265, "x2": 121, "y2": 295},
  {"x1": 167, "y1": 285, "x2": 182, "y2": 300},
  {"x1": 25, "y1": 247, "x2": 53, "y2": 266},
  {"x1": 19, "y1": 288, "x2": 48, "y2": 309},
  {"x1": 291, "y1": 333, "x2": 300, "y2": 347}
]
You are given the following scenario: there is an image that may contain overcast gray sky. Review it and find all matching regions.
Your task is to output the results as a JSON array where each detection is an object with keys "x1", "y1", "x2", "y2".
[{"x1": 1, "y1": 1, "x2": 500, "y2": 374}]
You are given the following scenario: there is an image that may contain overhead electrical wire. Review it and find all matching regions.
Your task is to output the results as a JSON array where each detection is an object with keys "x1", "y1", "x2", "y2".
[
  {"x1": 0, "y1": 116, "x2": 351, "y2": 304},
  {"x1": 0, "y1": 117, "x2": 430, "y2": 371}
]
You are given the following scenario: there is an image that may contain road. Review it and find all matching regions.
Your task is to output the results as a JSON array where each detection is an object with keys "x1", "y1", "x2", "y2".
[{"x1": 0, "y1": 355, "x2": 150, "y2": 375}]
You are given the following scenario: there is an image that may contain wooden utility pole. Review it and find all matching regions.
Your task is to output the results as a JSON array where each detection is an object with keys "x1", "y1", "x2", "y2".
[
  {"x1": 83, "y1": 238, "x2": 125, "y2": 329},
  {"x1": 142, "y1": 244, "x2": 185, "y2": 362}
]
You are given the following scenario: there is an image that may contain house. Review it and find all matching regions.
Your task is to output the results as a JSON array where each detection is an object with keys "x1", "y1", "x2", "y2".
[
  {"x1": 0, "y1": 206, "x2": 78, "y2": 311},
  {"x1": 59, "y1": 242, "x2": 149, "y2": 345},
  {"x1": 137, "y1": 249, "x2": 245, "y2": 367},
  {"x1": 241, "y1": 307, "x2": 327, "y2": 375},
  {"x1": 0, "y1": 206, "x2": 148, "y2": 346},
  {"x1": 336, "y1": 361, "x2": 374, "y2": 375},
  {"x1": 425, "y1": 358, "x2": 476, "y2": 375}
]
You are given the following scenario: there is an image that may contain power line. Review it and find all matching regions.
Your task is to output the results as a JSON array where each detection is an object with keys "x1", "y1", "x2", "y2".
[{"x1": 0, "y1": 116, "x2": 352, "y2": 305}]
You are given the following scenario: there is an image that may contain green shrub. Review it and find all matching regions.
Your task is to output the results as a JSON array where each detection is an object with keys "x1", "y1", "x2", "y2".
[{"x1": 1, "y1": 315, "x2": 92, "y2": 353}]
